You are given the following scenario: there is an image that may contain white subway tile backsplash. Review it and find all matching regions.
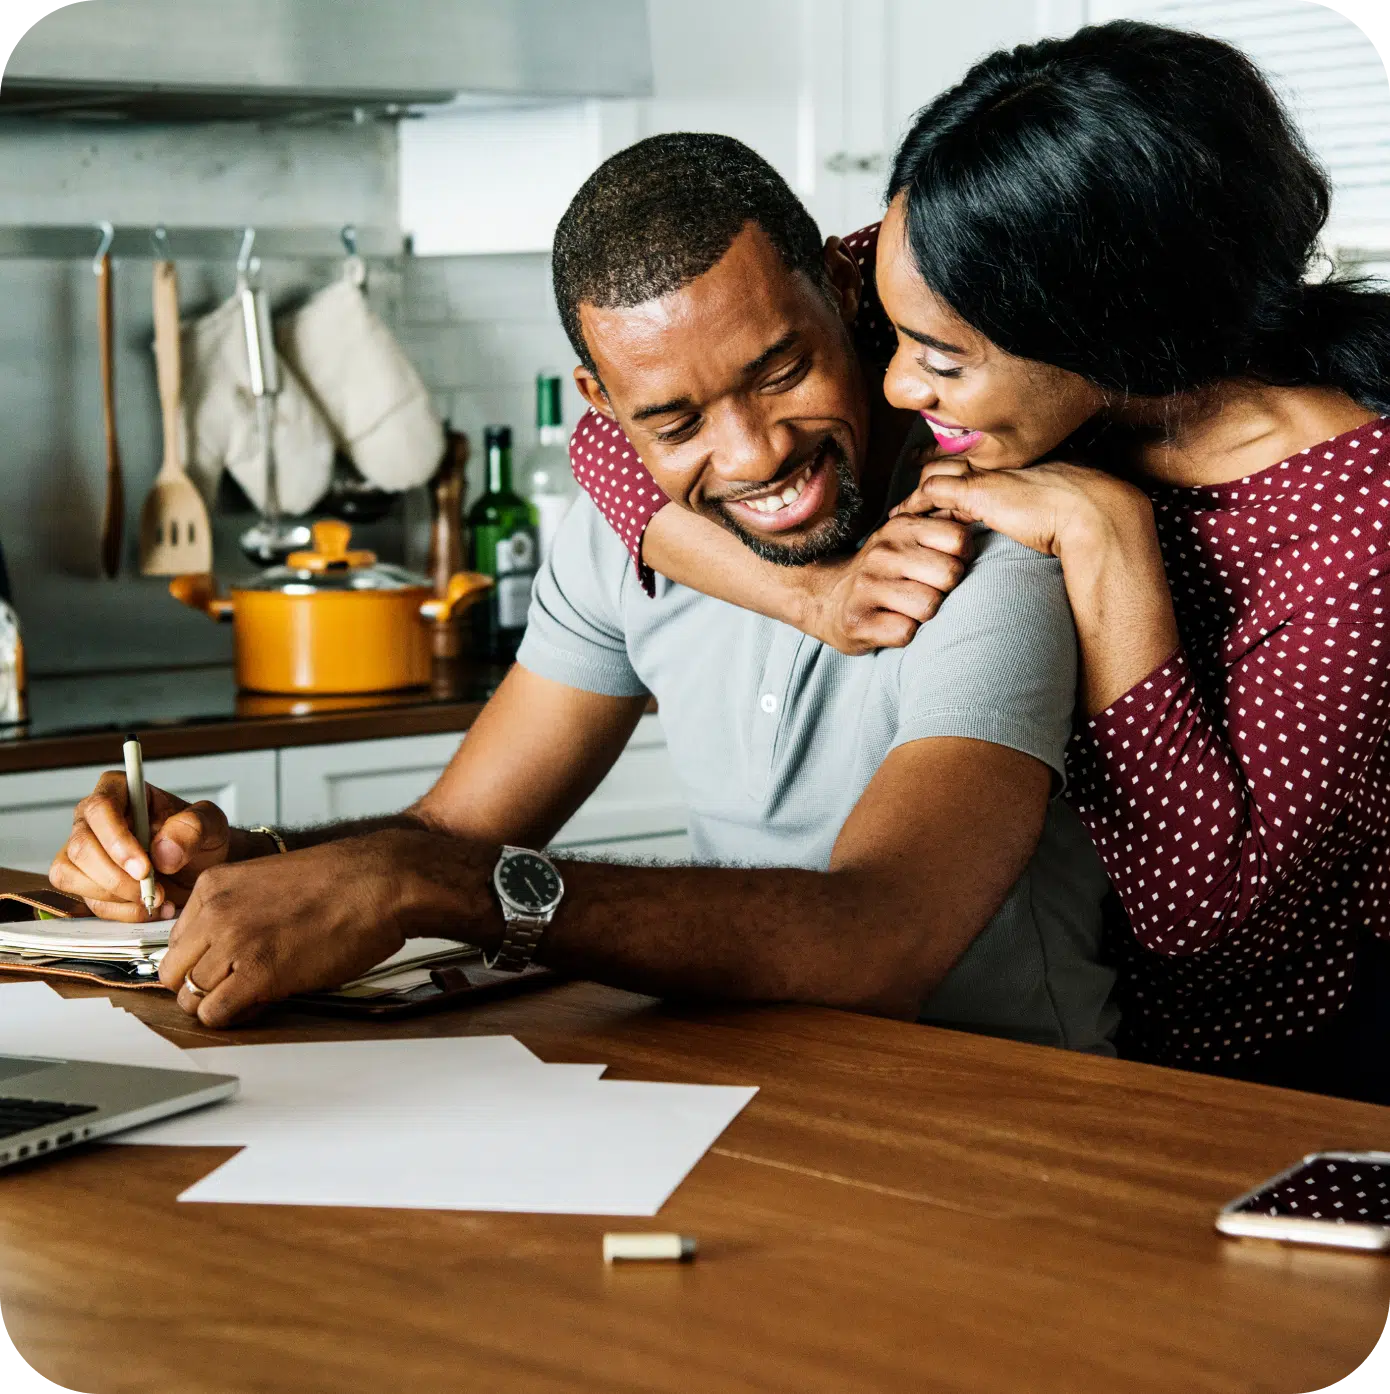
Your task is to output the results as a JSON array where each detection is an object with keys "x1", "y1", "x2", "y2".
[{"x1": 401, "y1": 252, "x2": 560, "y2": 327}]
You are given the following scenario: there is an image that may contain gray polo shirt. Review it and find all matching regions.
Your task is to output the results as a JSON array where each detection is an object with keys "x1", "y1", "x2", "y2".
[{"x1": 517, "y1": 493, "x2": 1117, "y2": 1053}]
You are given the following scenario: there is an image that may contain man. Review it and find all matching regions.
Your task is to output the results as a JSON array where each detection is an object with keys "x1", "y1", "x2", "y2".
[{"x1": 51, "y1": 134, "x2": 1115, "y2": 1050}]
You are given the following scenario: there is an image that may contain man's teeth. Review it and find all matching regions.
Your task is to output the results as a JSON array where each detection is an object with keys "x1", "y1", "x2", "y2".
[{"x1": 744, "y1": 464, "x2": 814, "y2": 514}]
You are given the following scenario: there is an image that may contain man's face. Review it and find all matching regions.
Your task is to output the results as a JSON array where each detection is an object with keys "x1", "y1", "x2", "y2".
[{"x1": 575, "y1": 223, "x2": 871, "y2": 566}]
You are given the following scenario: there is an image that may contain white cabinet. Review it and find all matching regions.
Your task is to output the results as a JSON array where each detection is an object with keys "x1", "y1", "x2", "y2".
[
  {"x1": 0, "y1": 718, "x2": 690, "y2": 875},
  {"x1": 275, "y1": 715, "x2": 691, "y2": 862},
  {"x1": 398, "y1": 99, "x2": 639, "y2": 256},
  {"x1": 277, "y1": 731, "x2": 467, "y2": 827},
  {"x1": 549, "y1": 715, "x2": 689, "y2": 857},
  {"x1": 397, "y1": 1, "x2": 1041, "y2": 255},
  {"x1": 0, "y1": 750, "x2": 277, "y2": 875}
]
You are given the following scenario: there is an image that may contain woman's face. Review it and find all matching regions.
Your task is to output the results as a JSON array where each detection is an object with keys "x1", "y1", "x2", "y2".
[{"x1": 877, "y1": 195, "x2": 1105, "y2": 471}]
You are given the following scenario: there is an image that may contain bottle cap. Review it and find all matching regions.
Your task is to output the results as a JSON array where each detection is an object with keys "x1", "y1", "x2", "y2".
[
  {"x1": 536, "y1": 374, "x2": 564, "y2": 430},
  {"x1": 484, "y1": 425, "x2": 512, "y2": 450}
]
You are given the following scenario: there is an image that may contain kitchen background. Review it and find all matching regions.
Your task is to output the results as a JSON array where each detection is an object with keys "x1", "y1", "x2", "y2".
[{"x1": 1, "y1": 0, "x2": 1387, "y2": 679}]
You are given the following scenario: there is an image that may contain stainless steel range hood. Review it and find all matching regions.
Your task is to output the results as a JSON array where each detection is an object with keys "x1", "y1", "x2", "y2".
[{"x1": 1, "y1": 0, "x2": 653, "y2": 121}]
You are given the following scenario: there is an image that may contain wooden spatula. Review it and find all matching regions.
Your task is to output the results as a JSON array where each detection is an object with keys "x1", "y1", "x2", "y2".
[{"x1": 139, "y1": 258, "x2": 212, "y2": 576}]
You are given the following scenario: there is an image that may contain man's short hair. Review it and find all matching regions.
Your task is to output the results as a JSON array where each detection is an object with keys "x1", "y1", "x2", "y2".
[{"x1": 553, "y1": 132, "x2": 827, "y2": 377}]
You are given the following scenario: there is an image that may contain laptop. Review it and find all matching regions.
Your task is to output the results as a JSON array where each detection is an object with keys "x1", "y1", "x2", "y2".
[{"x1": 0, "y1": 1053, "x2": 238, "y2": 1170}]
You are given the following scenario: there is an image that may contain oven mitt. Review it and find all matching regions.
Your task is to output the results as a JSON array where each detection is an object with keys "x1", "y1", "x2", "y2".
[
  {"x1": 179, "y1": 295, "x2": 336, "y2": 516},
  {"x1": 275, "y1": 270, "x2": 445, "y2": 494}
]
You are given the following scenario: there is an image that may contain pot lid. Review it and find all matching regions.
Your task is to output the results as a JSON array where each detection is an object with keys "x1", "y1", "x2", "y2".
[{"x1": 236, "y1": 519, "x2": 429, "y2": 594}]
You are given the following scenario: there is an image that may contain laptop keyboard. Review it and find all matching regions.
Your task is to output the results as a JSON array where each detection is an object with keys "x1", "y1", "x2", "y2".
[{"x1": 0, "y1": 1097, "x2": 98, "y2": 1140}]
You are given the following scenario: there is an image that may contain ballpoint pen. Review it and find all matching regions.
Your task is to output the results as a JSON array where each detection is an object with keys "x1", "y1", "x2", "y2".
[{"x1": 122, "y1": 735, "x2": 158, "y2": 916}]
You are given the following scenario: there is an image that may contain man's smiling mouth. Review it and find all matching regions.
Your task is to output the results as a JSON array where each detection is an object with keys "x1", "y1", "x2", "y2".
[
  {"x1": 737, "y1": 462, "x2": 815, "y2": 514},
  {"x1": 718, "y1": 444, "x2": 836, "y2": 535}
]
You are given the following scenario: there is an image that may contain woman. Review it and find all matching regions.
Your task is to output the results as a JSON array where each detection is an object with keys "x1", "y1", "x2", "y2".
[{"x1": 566, "y1": 21, "x2": 1390, "y2": 1101}]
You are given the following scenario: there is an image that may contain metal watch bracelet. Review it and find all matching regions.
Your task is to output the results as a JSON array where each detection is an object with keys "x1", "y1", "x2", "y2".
[{"x1": 483, "y1": 916, "x2": 549, "y2": 973}]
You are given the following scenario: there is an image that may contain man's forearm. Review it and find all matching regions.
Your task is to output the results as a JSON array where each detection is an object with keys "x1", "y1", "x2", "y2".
[{"x1": 390, "y1": 828, "x2": 965, "y2": 1019}]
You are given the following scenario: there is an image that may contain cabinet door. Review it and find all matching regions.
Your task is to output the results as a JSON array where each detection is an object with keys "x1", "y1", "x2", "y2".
[
  {"x1": 549, "y1": 714, "x2": 688, "y2": 851},
  {"x1": 277, "y1": 732, "x2": 468, "y2": 828},
  {"x1": 276, "y1": 716, "x2": 690, "y2": 861},
  {"x1": 0, "y1": 751, "x2": 277, "y2": 875}
]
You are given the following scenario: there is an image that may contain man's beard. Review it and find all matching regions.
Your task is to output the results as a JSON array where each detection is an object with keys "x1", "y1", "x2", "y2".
[{"x1": 705, "y1": 438, "x2": 867, "y2": 568}]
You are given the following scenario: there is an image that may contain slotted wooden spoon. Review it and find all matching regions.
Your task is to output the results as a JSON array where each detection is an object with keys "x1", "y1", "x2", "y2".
[{"x1": 139, "y1": 258, "x2": 212, "y2": 576}]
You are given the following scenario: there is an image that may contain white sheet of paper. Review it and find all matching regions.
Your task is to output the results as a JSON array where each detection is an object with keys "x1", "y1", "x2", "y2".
[
  {"x1": 111, "y1": 1035, "x2": 565, "y2": 1144},
  {"x1": 177, "y1": 1080, "x2": 757, "y2": 1215},
  {"x1": 0, "y1": 981, "x2": 66, "y2": 1011},
  {"x1": 117, "y1": 1064, "x2": 610, "y2": 1146},
  {"x1": 0, "y1": 982, "x2": 200, "y2": 1073}
]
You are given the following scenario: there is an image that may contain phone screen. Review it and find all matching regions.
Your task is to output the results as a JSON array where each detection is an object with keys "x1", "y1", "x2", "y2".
[{"x1": 1230, "y1": 1157, "x2": 1390, "y2": 1225}]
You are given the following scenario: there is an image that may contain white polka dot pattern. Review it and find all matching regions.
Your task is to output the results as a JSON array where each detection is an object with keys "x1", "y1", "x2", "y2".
[
  {"x1": 567, "y1": 223, "x2": 895, "y2": 594},
  {"x1": 1237, "y1": 1157, "x2": 1390, "y2": 1224},
  {"x1": 1068, "y1": 423, "x2": 1390, "y2": 1069}
]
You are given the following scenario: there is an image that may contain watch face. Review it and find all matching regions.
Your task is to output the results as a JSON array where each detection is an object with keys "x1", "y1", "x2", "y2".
[{"x1": 496, "y1": 851, "x2": 563, "y2": 915}]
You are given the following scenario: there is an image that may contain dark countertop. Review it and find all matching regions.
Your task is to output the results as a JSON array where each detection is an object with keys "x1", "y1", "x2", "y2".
[{"x1": 0, "y1": 660, "x2": 514, "y2": 775}]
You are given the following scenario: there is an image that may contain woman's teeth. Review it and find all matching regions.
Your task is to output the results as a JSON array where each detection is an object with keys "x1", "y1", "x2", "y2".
[
  {"x1": 744, "y1": 463, "x2": 814, "y2": 514},
  {"x1": 932, "y1": 423, "x2": 973, "y2": 439}
]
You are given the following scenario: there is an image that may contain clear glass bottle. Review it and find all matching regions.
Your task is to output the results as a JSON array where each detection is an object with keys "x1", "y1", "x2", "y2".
[
  {"x1": 0, "y1": 599, "x2": 27, "y2": 728},
  {"x1": 527, "y1": 374, "x2": 575, "y2": 564},
  {"x1": 468, "y1": 425, "x2": 539, "y2": 661}
]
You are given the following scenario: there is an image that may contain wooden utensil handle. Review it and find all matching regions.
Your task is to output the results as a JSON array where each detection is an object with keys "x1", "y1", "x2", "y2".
[
  {"x1": 152, "y1": 259, "x2": 183, "y2": 473},
  {"x1": 97, "y1": 256, "x2": 117, "y2": 444},
  {"x1": 97, "y1": 253, "x2": 124, "y2": 579}
]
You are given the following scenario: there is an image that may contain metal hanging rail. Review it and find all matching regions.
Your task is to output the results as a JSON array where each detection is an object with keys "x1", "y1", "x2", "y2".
[{"x1": 0, "y1": 222, "x2": 404, "y2": 261}]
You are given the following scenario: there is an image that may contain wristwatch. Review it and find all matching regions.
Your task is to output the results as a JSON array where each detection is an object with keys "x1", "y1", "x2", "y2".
[{"x1": 486, "y1": 845, "x2": 565, "y2": 972}]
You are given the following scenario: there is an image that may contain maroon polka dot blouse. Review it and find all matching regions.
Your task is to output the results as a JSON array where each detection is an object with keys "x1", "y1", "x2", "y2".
[
  {"x1": 566, "y1": 221, "x2": 1390, "y2": 1073},
  {"x1": 1069, "y1": 425, "x2": 1390, "y2": 1070}
]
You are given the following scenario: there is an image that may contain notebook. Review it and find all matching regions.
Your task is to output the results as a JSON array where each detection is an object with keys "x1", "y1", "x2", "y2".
[{"x1": 0, "y1": 871, "x2": 551, "y2": 1015}]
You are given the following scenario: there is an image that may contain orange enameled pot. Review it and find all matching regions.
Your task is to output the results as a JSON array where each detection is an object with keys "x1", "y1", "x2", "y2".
[{"x1": 170, "y1": 520, "x2": 492, "y2": 695}]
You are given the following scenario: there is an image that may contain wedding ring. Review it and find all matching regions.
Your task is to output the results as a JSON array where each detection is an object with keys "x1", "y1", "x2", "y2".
[{"x1": 183, "y1": 972, "x2": 210, "y2": 1000}]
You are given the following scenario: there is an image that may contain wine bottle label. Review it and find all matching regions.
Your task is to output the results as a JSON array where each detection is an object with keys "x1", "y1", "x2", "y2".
[
  {"x1": 497, "y1": 575, "x2": 533, "y2": 629},
  {"x1": 492, "y1": 528, "x2": 537, "y2": 630},
  {"x1": 495, "y1": 529, "x2": 537, "y2": 577}
]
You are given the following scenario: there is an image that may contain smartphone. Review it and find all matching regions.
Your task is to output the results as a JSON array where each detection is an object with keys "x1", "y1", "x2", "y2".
[{"x1": 1217, "y1": 1152, "x2": 1390, "y2": 1251}]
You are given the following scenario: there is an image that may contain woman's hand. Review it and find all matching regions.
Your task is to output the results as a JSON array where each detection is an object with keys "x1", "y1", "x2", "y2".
[
  {"x1": 897, "y1": 458, "x2": 1180, "y2": 717},
  {"x1": 892, "y1": 458, "x2": 1150, "y2": 563},
  {"x1": 798, "y1": 513, "x2": 974, "y2": 655}
]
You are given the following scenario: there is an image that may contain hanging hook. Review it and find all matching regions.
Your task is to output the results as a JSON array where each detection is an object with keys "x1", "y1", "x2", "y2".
[
  {"x1": 92, "y1": 220, "x2": 115, "y2": 274},
  {"x1": 340, "y1": 223, "x2": 367, "y2": 288},
  {"x1": 236, "y1": 226, "x2": 257, "y2": 280},
  {"x1": 150, "y1": 224, "x2": 172, "y2": 260}
]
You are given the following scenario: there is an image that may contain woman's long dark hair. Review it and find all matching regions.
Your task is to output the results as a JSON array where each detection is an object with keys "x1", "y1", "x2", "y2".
[{"x1": 887, "y1": 20, "x2": 1390, "y2": 411}]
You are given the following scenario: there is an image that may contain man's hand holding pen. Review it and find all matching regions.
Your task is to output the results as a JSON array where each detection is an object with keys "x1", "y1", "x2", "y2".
[{"x1": 50, "y1": 772, "x2": 232, "y2": 921}]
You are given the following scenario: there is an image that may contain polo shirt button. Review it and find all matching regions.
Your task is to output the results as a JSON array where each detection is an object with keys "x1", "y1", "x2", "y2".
[{"x1": 759, "y1": 693, "x2": 778, "y2": 714}]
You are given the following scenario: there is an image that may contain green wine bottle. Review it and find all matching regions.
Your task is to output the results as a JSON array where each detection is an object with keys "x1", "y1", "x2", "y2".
[{"x1": 469, "y1": 425, "x2": 539, "y2": 660}]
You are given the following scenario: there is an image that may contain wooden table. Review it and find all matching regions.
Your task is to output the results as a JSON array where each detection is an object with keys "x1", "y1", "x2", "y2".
[{"x1": 1, "y1": 977, "x2": 1387, "y2": 1394}]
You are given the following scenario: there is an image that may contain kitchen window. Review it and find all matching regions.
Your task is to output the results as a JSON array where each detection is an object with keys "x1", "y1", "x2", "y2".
[{"x1": 1087, "y1": 0, "x2": 1390, "y2": 266}]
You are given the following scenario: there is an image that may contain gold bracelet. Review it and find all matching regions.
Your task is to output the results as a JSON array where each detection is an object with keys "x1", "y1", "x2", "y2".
[{"x1": 247, "y1": 825, "x2": 289, "y2": 856}]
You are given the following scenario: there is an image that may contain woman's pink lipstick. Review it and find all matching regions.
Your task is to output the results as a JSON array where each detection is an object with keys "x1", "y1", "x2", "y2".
[{"x1": 921, "y1": 411, "x2": 984, "y2": 456}]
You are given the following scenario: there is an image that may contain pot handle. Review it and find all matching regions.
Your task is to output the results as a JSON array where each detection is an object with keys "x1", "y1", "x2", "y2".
[
  {"x1": 420, "y1": 570, "x2": 493, "y2": 624},
  {"x1": 170, "y1": 573, "x2": 234, "y2": 622}
]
